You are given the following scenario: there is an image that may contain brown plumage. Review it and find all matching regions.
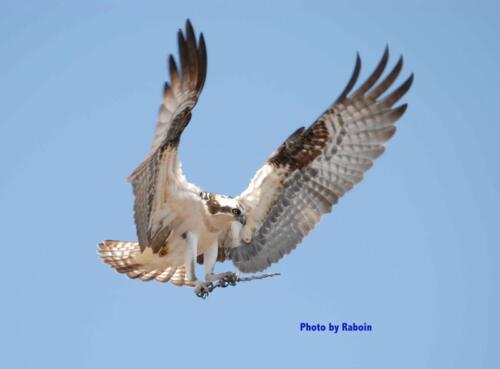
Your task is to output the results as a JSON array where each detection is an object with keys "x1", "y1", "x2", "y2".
[
  {"x1": 98, "y1": 21, "x2": 413, "y2": 290},
  {"x1": 230, "y1": 46, "x2": 413, "y2": 273},
  {"x1": 128, "y1": 20, "x2": 207, "y2": 251}
]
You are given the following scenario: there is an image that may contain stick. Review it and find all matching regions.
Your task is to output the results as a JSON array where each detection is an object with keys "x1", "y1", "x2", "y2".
[
  {"x1": 197, "y1": 272, "x2": 281, "y2": 298},
  {"x1": 237, "y1": 272, "x2": 281, "y2": 282}
]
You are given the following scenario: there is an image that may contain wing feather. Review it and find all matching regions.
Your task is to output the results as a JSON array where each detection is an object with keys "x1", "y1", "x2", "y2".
[
  {"x1": 229, "y1": 48, "x2": 413, "y2": 273},
  {"x1": 128, "y1": 20, "x2": 207, "y2": 251}
]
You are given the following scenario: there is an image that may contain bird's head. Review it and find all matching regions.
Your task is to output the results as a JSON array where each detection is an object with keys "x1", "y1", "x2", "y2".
[{"x1": 201, "y1": 192, "x2": 246, "y2": 225}]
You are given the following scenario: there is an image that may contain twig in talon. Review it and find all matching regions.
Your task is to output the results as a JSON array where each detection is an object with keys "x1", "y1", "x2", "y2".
[
  {"x1": 98, "y1": 20, "x2": 414, "y2": 303},
  {"x1": 198, "y1": 272, "x2": 281, "y2": 298},
  {"x1": 237, "y1": 272, "x2": 281, "y2": 282}
]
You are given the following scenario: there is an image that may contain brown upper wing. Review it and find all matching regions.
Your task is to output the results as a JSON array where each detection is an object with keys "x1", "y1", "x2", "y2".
[
  {"x1": 230, "y1": 47, "x2": 413, "y2": 273},
  {"x1": 128, "y1": 20, "x2": 207, "y2": 250}
]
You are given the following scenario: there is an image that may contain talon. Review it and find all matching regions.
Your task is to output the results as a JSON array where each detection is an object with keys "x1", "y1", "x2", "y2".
[
  {"x1": 221, "y1": 272, "x2": 238, "y2": 287},
  {"x1": 197, "y1": 272, "x2": 239, "y2": 296},
  {"x1": 195, "y1": 289, "x2": 208, "y2": 299},
  {"x1": 194, "y1": 282, "x2": 212, "y2": 299}
]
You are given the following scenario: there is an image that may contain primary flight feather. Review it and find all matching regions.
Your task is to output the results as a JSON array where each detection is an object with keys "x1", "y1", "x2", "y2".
[{"x1": 98, "y1": 20, "x2": 413, "y2": 297}]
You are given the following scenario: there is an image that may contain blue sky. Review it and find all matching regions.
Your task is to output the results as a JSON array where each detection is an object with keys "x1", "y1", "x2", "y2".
[{"x1": 1, "y1": 1, "x2": 499, "y2": 368}]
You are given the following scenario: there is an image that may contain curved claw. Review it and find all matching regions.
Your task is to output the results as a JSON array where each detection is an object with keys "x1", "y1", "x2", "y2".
[
  {"x1": 194, "y1": 282, "x2": 214, "y2": 299},
  {"x1": 207, "y1": 282, "x2": 215, "y2": 292},
  {"x1": 220, "y1": 273, "x2": 238, "y2": 287},
  {"x1": 195, "y1": 289, "x2": 208, "y2": 299}
]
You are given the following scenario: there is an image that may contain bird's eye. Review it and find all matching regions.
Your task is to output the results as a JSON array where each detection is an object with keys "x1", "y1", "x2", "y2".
[{"x1": 232, "y1": 208, "x2": 241, "y2": 216}]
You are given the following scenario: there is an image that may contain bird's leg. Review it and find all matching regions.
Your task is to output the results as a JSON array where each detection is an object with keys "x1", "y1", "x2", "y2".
[
  {"x1": 203, "y1": 240, "x2": 218, "y2": 282},
  {"x1": 184, "y1": 231, "x2": 198, "y2": 282},
  {"x1": 184, "y1": 232, "x2": 211, "y2": 298},
  {"x1": 203, "y1": 241, "x2": 238, "y2": 288}
]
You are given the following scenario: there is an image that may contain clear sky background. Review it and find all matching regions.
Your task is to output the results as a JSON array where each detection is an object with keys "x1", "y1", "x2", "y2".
[{"x1": 1, "y1": 1, "x2": 498, "y2": 368}]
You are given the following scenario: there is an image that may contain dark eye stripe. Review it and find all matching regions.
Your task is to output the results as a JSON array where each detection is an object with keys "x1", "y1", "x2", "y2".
[{"x1": 219, "y1": 206, "x2": 232, "y2": 213}]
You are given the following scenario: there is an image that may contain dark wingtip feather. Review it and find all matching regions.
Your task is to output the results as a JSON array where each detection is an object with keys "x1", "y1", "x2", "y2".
[
  {"x1": 382, "y1": 73, "x2": 414, "y2": 106},
  {"x1": 199, "y1": 32, "x2": 206, "y2": 56},
  {"x1": 168, "y1": 54, "x2": 180, "y2": 86},
  {"x1": 184, "y1": 19, "x2": 198, "y2": 84},
  {"x1": 354, "y1": 46, "x2": 389, "y2": 96},
  {"x1": 177, "y1": 28, "x2": 185, "y2": 48},
  {"x1": 197, "y1": 32, "x2": 207, "y2": 90},
  {"x1": 390, "y1": 103, "x2": 408, "y2": 123},
  {"x1": 185, "y1": 20, "x2": 196, "y2": 46},
  {"x1": 199, "y1": 33, "x2": 207, "y2": 65},
  {"x1": 163, "y1": 81, "x2": 170, "y2": 95},
  {"x1": 368, "y1": 54, "x2": 404, "y2": 100},
  {"x1": 177, "y1": 29, "x2": 190, "y2": 78},
  {"x1": 168, "y1": 54, "x2": 176, "y2": 68},
  {"x1": 336, "y1": 52, "x2": 362, "y2": 103}
]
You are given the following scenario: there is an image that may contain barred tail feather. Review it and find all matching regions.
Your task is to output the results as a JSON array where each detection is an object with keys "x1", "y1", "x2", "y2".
[{"x1": 98, "y1": 240, "x2": 187, "y2": 285}]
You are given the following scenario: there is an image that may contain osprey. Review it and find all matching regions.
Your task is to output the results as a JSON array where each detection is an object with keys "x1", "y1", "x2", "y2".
[{"x1": 99, "y1": 20, "x2": 413, "y2": 298}]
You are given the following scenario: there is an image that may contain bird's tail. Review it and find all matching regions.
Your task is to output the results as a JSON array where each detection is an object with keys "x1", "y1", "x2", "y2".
[{"x1": 97, "y1": 240, "x2": 190, "y2": 285}]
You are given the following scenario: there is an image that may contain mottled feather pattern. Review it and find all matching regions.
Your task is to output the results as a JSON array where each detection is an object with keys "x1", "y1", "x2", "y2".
[
  {"x1": 151, "y1": 20, "x2": 207, "y2": 151},
  {"x1": 128, "y1": 20, "x2": 207, "y2": 251},
  {"x1": 269, "y1": 121, "x2": 331, "y2": 170},
  {"x1": 233, "y1": 169, "x2": 325, "y2": 272},
  {"x1": 99, "y1": 21, "x2": 208, "y2": 288},
  {"x1": 98, "y1": 20, "x2": 412, "y2": 287},
  {"x1": 231, "y1": 47, "x2": 413, "y2": 273},
  {"x1": 129, "y1": 152, "x2": 161, "y2": 250}
]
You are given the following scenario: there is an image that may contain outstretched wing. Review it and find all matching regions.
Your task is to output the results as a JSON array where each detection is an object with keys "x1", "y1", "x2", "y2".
[
  {"x1": 229, "y1": 47, "x2": 413, "y2": 273},
  {"x1": 128, "y1": 20, "x2": 207, "y2": 251}
]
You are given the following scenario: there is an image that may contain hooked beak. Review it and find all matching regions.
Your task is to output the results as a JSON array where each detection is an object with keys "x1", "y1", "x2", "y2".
[{"x1": 236, "y1": 214, "x2": 247, "y2": 225}]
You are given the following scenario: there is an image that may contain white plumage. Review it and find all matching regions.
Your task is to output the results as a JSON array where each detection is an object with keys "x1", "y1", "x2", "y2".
[{"x1": 98, "y1": 20, "x2": 413, "y2": 296}]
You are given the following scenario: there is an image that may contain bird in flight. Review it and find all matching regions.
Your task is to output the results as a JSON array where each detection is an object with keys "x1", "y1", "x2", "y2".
[{"x1": 98, "y1": 19, "x2": 413, "y2": 298}]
